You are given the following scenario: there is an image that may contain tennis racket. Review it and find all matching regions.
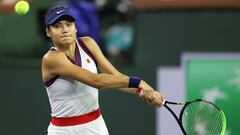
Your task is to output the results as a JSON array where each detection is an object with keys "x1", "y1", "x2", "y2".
[{"x1": 162, "y1": 99, "x2": 227, "y2": 135}]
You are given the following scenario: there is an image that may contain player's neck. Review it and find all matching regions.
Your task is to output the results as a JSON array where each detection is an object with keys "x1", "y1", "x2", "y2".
[
  {"x1": 55, "y1": 42, "x2": 76, "y2": 60},
  {"x1": 65, "y1": 43, "x2": 76, "y2": 60}
]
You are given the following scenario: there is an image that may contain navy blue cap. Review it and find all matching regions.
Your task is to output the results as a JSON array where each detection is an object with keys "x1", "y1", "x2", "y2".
[{"x1": 45, "y1": 7, "x2": 75, "y2": 26}]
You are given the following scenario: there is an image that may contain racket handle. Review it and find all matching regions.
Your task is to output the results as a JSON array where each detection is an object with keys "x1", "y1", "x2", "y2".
[{"x1": 136, "y1": 87, "x2": 144, "y2": 97}]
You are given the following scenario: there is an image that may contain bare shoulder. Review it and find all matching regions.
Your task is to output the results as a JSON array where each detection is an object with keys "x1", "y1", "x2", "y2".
[
  {"x1": 80, "y1": 36, "x2": 101, "y2": 54},
  {"x1": 80, "y1": 36, "x2": 95, "y2": 44},
  {"x1": 42, "y1": 49, "x2": 67, "y2": 67}
]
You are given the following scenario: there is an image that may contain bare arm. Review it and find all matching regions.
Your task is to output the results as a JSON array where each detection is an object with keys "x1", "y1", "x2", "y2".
[
  {"x1": 42, "y1": 50, "x2": 132, "y2": 89},
  {"x1": 80, "y1": 37, "x2": 154, "y2": 94},
  {"x1": 80, "y1": 37, "x2": 165, "y2": 107}
]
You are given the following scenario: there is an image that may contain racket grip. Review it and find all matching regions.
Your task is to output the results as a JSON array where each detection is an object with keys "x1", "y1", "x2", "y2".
[{"x1": 136, "y1": 87, "x2": 144, "y2": 97}]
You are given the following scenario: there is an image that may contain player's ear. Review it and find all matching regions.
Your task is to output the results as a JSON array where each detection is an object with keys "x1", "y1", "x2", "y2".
[{"x1": 45, "y1": 27, "x2": 51, "y2": 37}]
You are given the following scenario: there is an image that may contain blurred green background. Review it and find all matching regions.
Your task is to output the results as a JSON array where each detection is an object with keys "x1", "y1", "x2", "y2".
[{"x1": 1, "y1": 0, "x2": 240, "y2": 135}]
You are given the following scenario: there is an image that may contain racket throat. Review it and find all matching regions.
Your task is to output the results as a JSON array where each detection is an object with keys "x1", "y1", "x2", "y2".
[{"x1": 164, "y1": 105, "x2": 187, "y2": 135}]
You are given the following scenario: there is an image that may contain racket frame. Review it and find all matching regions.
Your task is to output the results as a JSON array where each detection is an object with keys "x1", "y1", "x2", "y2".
[{"x1": 163, "y1": 99, "x2": 227, "y2": 135}]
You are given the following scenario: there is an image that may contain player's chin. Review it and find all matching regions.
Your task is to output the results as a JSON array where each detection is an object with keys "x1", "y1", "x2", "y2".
[{"x1": 60, "y1": 37, "x2": 74, "y2": 44}]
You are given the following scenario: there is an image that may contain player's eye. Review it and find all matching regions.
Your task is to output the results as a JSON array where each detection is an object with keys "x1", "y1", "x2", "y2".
[
  {"x1": 66, "y1": 22, "x2": 73, "y2": 27},
  {"x1": 53, "y1": 23, "x2": 60, "y2": 28}
]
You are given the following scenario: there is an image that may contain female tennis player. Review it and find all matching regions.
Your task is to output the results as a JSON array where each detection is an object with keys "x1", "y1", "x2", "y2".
[{"x1": 41, "y1": 6, "x2": 164, "y2": 135}]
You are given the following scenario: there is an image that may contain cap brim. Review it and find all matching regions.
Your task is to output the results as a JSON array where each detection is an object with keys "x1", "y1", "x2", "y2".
[{"x1": 47, "y1": 13, "x2": 75, "y2": 25}]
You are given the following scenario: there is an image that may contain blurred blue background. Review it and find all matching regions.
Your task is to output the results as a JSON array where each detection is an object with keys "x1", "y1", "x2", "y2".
[{"x1": 1, "y1": 0, "x2": 240, "y2": 135}]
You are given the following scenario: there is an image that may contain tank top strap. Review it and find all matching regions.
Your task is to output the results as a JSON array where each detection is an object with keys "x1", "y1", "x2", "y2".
[{"x1": 76, "y1": 38, "x2": 97, "y2": 65}]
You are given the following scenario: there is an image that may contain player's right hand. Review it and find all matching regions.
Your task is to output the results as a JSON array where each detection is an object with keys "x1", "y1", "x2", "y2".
[
  {"x1": 138, "y1": 81, "x2": 165, "y2": 107},
  {"x1": 148, "y1": 91, "x2": 165, "y2": 107}
]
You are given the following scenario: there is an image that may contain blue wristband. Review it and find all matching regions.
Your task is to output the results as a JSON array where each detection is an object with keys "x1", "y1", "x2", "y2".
[{"x1": 128, "y1": 76, "x2": 141, "y2": 88}]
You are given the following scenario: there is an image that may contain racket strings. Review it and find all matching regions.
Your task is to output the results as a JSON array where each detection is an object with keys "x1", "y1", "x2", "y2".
[{"x1": 182, "y1": 101, "x2": 224, "y2": 135}]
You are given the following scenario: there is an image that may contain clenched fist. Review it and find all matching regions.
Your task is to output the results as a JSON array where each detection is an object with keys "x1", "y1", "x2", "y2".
[{"x1": 137, "y1": 88, "x2": 165, "y2": 107}]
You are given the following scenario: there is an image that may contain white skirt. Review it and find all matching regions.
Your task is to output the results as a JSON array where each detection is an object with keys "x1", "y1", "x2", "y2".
[{"x1": 47, "y1": 115, "x2": 109, "y2": 135}]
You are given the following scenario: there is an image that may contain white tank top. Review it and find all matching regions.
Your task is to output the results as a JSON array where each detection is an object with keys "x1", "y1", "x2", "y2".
[{"x1": 45, "y1": 39, "x2": 99, "y2": 118}]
